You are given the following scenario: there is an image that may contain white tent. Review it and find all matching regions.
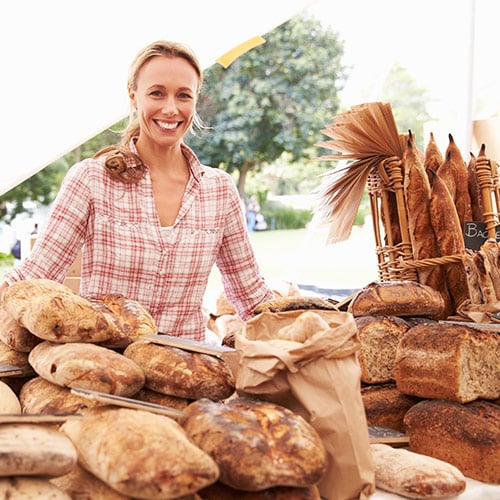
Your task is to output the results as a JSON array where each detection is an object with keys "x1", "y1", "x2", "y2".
[{"x1": 0, "y1": 0, "x2": 311, "y2": 196}]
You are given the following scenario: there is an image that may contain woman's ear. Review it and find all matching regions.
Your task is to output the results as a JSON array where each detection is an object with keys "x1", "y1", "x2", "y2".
[{"x1": 128, "y1": 88, "x2": 137, "y2": 109}]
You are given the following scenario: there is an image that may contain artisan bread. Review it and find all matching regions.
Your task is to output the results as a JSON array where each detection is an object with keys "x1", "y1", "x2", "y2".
[
  {"x1": 0, "y1": 423, "x2": 77, "y2": 477},
  {"x1": 355, "y1": 315, "x2": 410, "y2": 383},
  {"x1": 88, "y1": 293, "x2": 157, "y2": 348},
  {"x1": 370, "y1": 443, "x2": 466, "y2": 498},
  {"x1": 253, "y1": 296, "x2": 337, "y2": 314},
  {"x1": 361, "y1": 383, "x2": 420, "y2": 432},
  {"x1": 132, "y1": 386, "x2": 191, "y2": 422},
  {"x1": 0, "y1": 379, "x2": 21, "y2": 413},
  {"x1": 394, "y1": 322, "x2": 500, "y2": 403},
  {"x1": 404, "y1": 399, "x2": 500, "y2": 483},
  {"x1": 60, "y1": 407, "x2": 219, "y2": 498},
  {"x1": 2, "y1": 278, "x2": 116, "y2": 343},
  {"x1": 182, "y1": 397, "x2": 328, "y2": 491},
  {"x1": 20, "y1": 376, "x2": 106, "y2": 415},
  {"x1": 276, "y1": 310, "x2": 330, "y2": 343},
  {"x1": 0, "y1": 338, "x2": 34, "y2": 376},
  {"x1": 349, "y1": 281, "x2": 445, "y2": 318},
  {"x1": 0, "y1": 306, "x2": 41, "y2": 352},
  {"x1": 29, "y1": 341, "x2": 145, "y2": 397},
  {"x1": 124, "y1": 340, "x2": 235, "y2": 400},
  {"x1": 198, "y1": 482, "x2": 321, "y2": 499},
  {"x1": 0, "y1": 477, "x2": 70, "y2": 499}
]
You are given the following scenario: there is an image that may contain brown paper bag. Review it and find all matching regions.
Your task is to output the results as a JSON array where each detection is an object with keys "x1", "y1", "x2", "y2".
[{"x1": 236, "y1": 310, "x2": 375, "y2": 500}]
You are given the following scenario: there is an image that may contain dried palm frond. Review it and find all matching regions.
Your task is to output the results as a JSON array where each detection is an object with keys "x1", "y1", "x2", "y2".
[{"x1": 315, "y1": 102, "x2": 404, "y2": 243}]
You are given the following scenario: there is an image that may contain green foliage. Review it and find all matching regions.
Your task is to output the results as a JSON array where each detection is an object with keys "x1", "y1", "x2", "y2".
[
  {"x1": 262, "y1": 201, "x2": 312, "y2": 230},
  {"x1": 186, "y1": 14, "x2": 346, "y2": 194}
]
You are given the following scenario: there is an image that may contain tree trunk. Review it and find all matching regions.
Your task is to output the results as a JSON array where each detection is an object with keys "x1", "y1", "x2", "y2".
[{"x1": 237, "y1": 162, "x2": 251, "y2": 198}]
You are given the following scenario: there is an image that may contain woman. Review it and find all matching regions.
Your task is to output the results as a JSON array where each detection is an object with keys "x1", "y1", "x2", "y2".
[{"x1": 1, "y1": 40, "x2": 274, "y2": 341}]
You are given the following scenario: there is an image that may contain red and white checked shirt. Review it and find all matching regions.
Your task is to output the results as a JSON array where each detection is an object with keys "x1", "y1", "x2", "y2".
[{"x1": 4, "y1": 142, "x2": 273, "y2": 340}]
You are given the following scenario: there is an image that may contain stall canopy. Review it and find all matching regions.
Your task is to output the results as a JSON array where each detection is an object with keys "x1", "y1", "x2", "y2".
[{"x1": 0, "y1": 0, "x2": 311, "y2": 196}]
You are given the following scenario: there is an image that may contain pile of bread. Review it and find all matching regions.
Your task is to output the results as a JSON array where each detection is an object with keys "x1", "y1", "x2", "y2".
[
  {"x1": 349, "y1": 279, "x2": 500, "y2": 493},
  {"x1": 0, "y1": 279, "x2": 328, "y2": 499}
]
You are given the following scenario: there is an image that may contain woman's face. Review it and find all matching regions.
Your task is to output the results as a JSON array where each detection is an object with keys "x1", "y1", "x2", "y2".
[{"x1": 129, "y1": 55, "x2": 199, "y2": 150}]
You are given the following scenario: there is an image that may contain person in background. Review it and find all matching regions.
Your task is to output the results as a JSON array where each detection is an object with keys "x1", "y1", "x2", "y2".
[
  {"x1": 0, "y1": 40, "x2": 274, "y2": 341},
  {"x1": 246, "y1": 194, "x2": 260, "y2": 232}
]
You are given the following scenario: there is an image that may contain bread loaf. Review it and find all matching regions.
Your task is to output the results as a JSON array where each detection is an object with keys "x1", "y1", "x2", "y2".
[
  {"x1": 370, "y1": 443, "x2": 466, "y2": 498},
  {"x1": 253, "y1": 296, "x2": 337, "y2": 314},
  {"x1": 394, "y1": 322, "x2": 499, "y2": 403},
  {"x1": 0, "y1": 423, "x2": 77, "y2": 477},
  {"x1": 2, "y1": 278, "x2": 116, "y2": 343},
  {"x1": 124, "y1": 340, "x2": 235, "y2": 400},
  {"x1": 198, "y1": 481, "x2": 321, "y2": 499},
  {"x1": 355, "y1": 315, "x2": 410, "y2": 384},
  {"x1": 361, "y1": 383, "x2": 420, "y2": 432},
  {"x1": 0, "y1": 379, "x2": 21, "y2": 413},
  {"x1": 0, "y1": 306, "x2": 41, "y2": 352},
  {"x1": 20, "y1": 376, "x2": 106, "y2": 415},
  {"x1": 0, "y1": 338, "x2": 33, "y2": 376},
  {"x1": 61, "y1": 407, "x2": 219, "y2": 498},
  {"x1": 182, "y1": 397, "x2": 328, "y2": 491},
  {"x1": 29, "y1": 341, "x2": 145, "y2": 397},
  {"x1": 276, "y1": 311, "x2": 330, "y2": 343},
  {"x1": 349, "y1": 281, "x2": 445, "y2": 318},
  {"x1": 0, "y1": 477, "x2": 71, "y2": 499},
  {"x1": 404, "y1": 399, "x2": 500, "y2": 483}
]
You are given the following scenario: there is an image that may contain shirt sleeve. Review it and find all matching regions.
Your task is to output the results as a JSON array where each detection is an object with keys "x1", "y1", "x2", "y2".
[
  {"x1": 3, "y1": 161, "x2": 91, "y2": 284},
  {"x1": 215, "y1": 182, "x2": 274, "y2": 319}
]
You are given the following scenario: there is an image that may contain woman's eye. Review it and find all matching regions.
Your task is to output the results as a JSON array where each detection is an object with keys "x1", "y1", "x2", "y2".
[
  {"x1": 179, "y1": 92, "x2": 192, "y2": 99},
  {"x1": 150, "y1": 90, "x2": 163, "y2": 97}
]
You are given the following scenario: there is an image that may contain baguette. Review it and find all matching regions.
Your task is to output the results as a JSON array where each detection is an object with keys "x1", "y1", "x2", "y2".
[{"x1": 423, "y1": 132, "x2": 443, "y2": 183}]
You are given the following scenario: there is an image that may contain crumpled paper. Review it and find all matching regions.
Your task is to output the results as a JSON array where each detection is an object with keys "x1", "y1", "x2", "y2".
[{"x1": 235, "y1": 309, "x2": 375, "y2": 500}]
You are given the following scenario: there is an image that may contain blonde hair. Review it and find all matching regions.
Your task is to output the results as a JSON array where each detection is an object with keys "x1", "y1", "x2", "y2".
[{"x1": 95, "y1": 40, "x2": 203, "y2": 183}]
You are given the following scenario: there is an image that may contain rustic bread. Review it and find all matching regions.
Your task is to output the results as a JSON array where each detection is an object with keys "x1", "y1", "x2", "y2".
[
  {"x1": 61, "y1": 407, "x2": 219, "y2": 498},
  {"x1": 0, "y1": 477, "x2": 71, "y2": 499},
  {"x1": 404, "y1": 399, "x2": 500, "y2": 483},
  {"x1": 124, "y1": 340, "x2": 235, "y2": 400},
  {"x1": 198, "y1": 481, "x2": 321, "y2": 499},
  {"x1": 88, "y1": 293, "x2": 157, "y2": 348},
  {"x1": 394, "y1": 322, "x2": 500, "y2": 403},
  {"x1": 29, "y1": 341, "x2": 145, "y2": 397},
  {"x1": 0, "y1": 380, "x2": 21, "y2": 413},
  {"x1": 182, "y1": 397, "x2": 328, "y2": 491},
  {"x1": 370, "y1": 443, "x2": 466, "y2": 498},
  {"x1": 20, "y1": 376, "x2": 106, "y2": 415},
  {"x1": 349, "y1": 281, "x2": 445, "y2": 318},
  {"x1": 253, "y1": 296, "x2": 337, "y2": 314},
  {"x1": 0, "y1": 423, "x2": 77, "y2": 477},
  {"x1": 0, "y1": 306, "x2": 41, "y2": 352},
  {"x1": 361, "y1": 383, "x2": 420, "y2": 432},
  {"x1": 0, "y1": 338, "x2": 34, "y2": 376},
  {"x1": 132, "y1": 386, "x2": 191, "y2": 422},
  {"x1": 276, "y1": 311, "x2": 330, "y2": 343},
  {"x1": 2, "y1": 278, "x2": 116, "y2": 343},
  {"x1": 355, "y1": 315, "x2": 410, "y2": 383}
]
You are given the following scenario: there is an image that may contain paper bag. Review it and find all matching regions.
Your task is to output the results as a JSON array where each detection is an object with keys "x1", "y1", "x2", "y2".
[{"x1": 236, "y1": 310, "x2": 375, "y2": 500}]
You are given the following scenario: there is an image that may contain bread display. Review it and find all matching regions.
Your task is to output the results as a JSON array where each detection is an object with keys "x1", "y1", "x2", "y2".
[
  {"x1": 394, "y1": 322, "x2": 500, "y2": 403},
  {"x1": 0, "y1": 423, "x2": 77, "y2": 477},
  {"x1": 182, "y1": 397, "x2": 327, "y2": 491},
  {"x1": 124, "y1": 340, "x2": 235, "y2": 400},
  {"x1": 404, "y1": 399, "x2": 500, "y2": 484},
  {"x1": 349, "y1": 281, "x2": 445, "y2": 318},
  {"x1": 20, "y1": 376, "x2": 106, "y2": 415},
  {"x1": 370, "y1": 443, "x2": 466, "y2": 498},
  {"x1": 2, "y1": 278, "x2": 117, "y2": 343},
  {"x1": 28, "y1": 341, "x2": 145, "y2": 397},
  {"x1": 361, "y1": 383, "x2": 420, "y2": 432},
  {"x1": 355, "y1": 315, "x2": 410, "y2": 384},
  {"x1": 60, "y1": 407, "x2": 219, "y2": 498}
]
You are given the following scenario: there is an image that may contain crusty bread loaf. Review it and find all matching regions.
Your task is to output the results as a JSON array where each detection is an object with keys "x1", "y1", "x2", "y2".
[
  {"x1": 394, "y1": 322, "x2": 500, "y2": 403},
  {"x1": 182, "y1": 397, "x2": 327, "y2": 491},
  {"x1": 0, "y1": 306, "x2": 41, "y2": 352},
  {"x1": 88, "y1": 293, "x2": 157, "y2": 348},
  {"x1": 29, "y1": 341, "x2": 145, "y2": 397},
  {"x1": 0, "y1": 338, "x2": 34, "y2": 376},
  {"x1": 20, "y1": 376, "x2": 106, "y2": 415},
  {"x1": 2, "y1": 278, "x2": 117, "y2": 343},
  {"x1": 349, "y1": 281, "x2": 445, "y2": 318},
  {"x1": 124, "y1": 340, "x2": 235, "y2": 400},
  {"x1": 198, "y1": 481, "x2": 321, "y2": 499},
  {"x1": 361, "y1": 383, "x2": 420, "y2": 432},
  {"x1": 61, "y1": 407, "x2": 219, "y2": 498},
  {"x1": 404, "y1": 399, "x2": 500, "y2": 483},
  {"x1": 0, "y1": 423, "x2": 77, "y2": 477},
  {"x1": 253, "y1": 296, "x2": 337, "y2": 314},
  {"x1": 0, "y1": 380, "x2": 21, "y2": 413},
  {"x1": 370, "y1": 443, "x2": 466, "y2": 498},
  {"x1": 132, "y1": 386, "x2": 191, "y2": 422},
  {"x1": 355, "y1": 315, "x2": 410, "y2": 384},
  {"x1": 0, "y1": 477, "x2": 71, "y2": 499}
]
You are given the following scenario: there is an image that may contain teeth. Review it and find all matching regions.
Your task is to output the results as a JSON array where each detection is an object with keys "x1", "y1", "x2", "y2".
[{"x1": 157, "y1": 121, "x2": 178, "y2": 130}]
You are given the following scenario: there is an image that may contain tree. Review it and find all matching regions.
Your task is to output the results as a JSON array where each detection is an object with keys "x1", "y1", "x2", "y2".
[{"x1": 186, "y1": 14, "x2": 346, "y2": 197}]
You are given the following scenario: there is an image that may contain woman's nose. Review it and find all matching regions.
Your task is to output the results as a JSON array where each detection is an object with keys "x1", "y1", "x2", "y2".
[{"x1": 162, "y1": 96, "x2": 177, "y2": 114}]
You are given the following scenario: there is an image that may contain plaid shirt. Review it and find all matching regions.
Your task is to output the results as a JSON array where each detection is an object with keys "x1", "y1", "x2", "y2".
[{"x1": 5, "y1": 143, "x2": 273, "y2": 340}]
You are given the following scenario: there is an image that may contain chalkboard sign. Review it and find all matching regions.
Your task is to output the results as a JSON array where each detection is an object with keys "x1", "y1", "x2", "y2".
[{"x1": 464, "y1": 221, "x2": 500, "y2": 251}]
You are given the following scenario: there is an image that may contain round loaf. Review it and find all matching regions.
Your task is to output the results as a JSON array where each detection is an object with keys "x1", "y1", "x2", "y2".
[
  {"x1": 29, "y1": 341, "x2": 145, "y2": 396},
  {"x1": 124, "y1": 340, "x2": 235, "y2": 400},
  {"x1": 349, "y1": 281, "x2": 445, "y2": 318},
  {"x1": 182, "y1": 397, "x2": 328, "y2": 491}
]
